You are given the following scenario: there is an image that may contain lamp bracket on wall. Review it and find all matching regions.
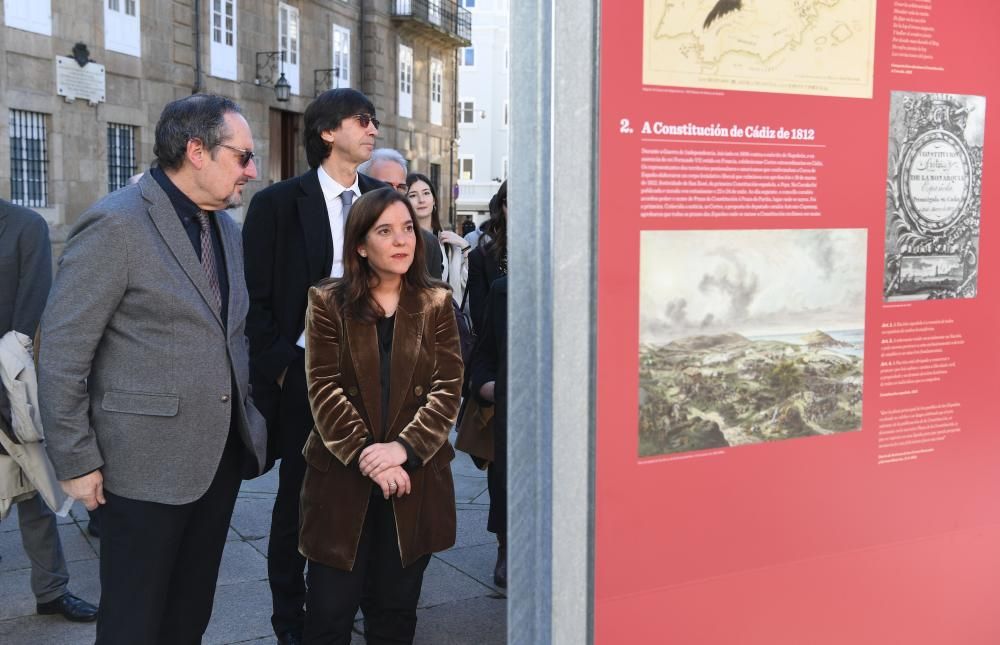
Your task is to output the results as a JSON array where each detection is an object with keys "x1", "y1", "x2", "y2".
[
  {"x1": 313, "y1": 68, "x2": 341, "y2": 97},
  {"x1": 255, "y1": 51, "x2": 291, "y2": 102}
]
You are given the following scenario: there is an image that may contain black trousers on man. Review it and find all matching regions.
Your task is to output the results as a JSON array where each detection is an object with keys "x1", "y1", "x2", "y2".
[
  {"x1": 95, "y1": 429, "x2": 244, "y2": 645},
  {"x1": 303, "y1": 488, "x2": 431, "y2": 645},
  {"x1": 268, "y1": 354, "x2": 312, "y2": 639}
]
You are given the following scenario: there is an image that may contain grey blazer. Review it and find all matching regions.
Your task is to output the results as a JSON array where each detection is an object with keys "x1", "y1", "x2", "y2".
[
  {"x1": 0, "y1": 199, "x2": 52, "y2": 337},
  {"x1": 38, "y1": 174, "x2": 267, "y2": 505}
]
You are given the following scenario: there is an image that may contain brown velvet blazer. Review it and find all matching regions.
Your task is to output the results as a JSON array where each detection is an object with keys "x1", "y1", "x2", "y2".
[{"x1": 299, "y1": 281, "x2": 462, "y2": 570}]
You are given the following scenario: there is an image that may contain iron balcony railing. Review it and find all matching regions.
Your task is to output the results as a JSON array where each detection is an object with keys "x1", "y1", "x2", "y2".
[{"x1": 392, "y1": 0, "x2": 472, "y2": 45}]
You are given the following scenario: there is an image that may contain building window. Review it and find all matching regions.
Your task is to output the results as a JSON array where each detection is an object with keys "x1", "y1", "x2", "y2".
[
  {"x1": 459, "y1": 156, "x2": 474, "y2": 181},
  {"x1": 430, "y1": 58, "x2": 443, "y2": 126},
  {"x1": 210, "y1": 0, "x2": 238, "y2": 80},
  {"x1": 332, "y1": 25, "x2": 351, "y2": 88},
  {"x1": 212, "y1": 0, "x2": 234, "y2": 45},
  {"x1": 460, "y1": 47, "x2": 474, "y2": 67},
  {"x1": 9, "y1": 110, "x2": 48, "y2": 208},
  {"x1": 107, "y1": 124, "x2": 137, "y2": 193},
  {"x1": 398, "y1": 44, "x2": 413, "y2": 119},
  {"x1": 105, "y1": 0, "x2": 141, "y2": 57},
  {"x1": 108, "y1": 0, "x2": 136, "y2": 15},
  {"x1": 108, "y1": 0, "x2": 138, "y2": 16},
  {"x1": 460, "y1": 0, "x2": 475, "y2": 7},
  {"x1": 279, "y1": 2, "x2": 300, "y2": 95},
  {"x1": 4, "y1": 0, "x2": 52, "y2": 35},
  {"x1": 428, "y1": 0, "x2": 441, "y2": 25},
  {"x1": 458, "y1": 100, "x2": 475, "y2": 125}
]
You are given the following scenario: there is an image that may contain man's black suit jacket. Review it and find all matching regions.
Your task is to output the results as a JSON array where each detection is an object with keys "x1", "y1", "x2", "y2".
[{"x1": 243, "y1": 168, "x2": 386, "y2": 464}]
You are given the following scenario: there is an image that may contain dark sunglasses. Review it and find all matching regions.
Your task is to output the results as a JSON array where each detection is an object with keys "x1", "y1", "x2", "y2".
[
  {"x1": 351, "y1": 113, "x2": 380, "y2": 130},
  {"x1": 218, "y1": 143, "x2": 256, "y2": 168}
]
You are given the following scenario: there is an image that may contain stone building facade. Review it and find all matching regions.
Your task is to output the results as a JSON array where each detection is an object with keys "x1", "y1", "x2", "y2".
[{"x1": 0, "y1": 0, "x2": 470, "y2": 251}]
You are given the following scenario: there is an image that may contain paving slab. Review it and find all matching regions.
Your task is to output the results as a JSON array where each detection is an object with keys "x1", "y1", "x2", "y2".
[
  {"x1": 0, "y1": 523, "x2": 96, "y2": 573},
  {"x1": 239, "y1": 466, "x2": 280, "y2": 494},
  {"x1": 418, "y1": 556, "x2": 495, "y2": 609},
  {"x1": 450, "y1": 452, "x2": 488, "y2": 479},
  {"x1": 469, "y1": 488, "x2": 491, "y2": 505},
  {"x1": 413, "y1": 595, "x2": 507, "y2": 645},
  {"x1": 217, "y1": 540, "x2": 268, "y2": 587},
  {"x1": 0, "y1": 566, "x2": 36, "y2": 621},
  {"x1": 1, "y1": 501, "x2": 77, "y2": 532},
  {"x1": 453, "y1": 507, "x2": 495, "y2": 549},
  {"x1": 229, "y1": 496, "x2": 274, "y2": 540},
  {"x1": 453, "y1": 474, "x2": 489, "y2": 505},
  {"x1": 203, "y1": 579, "x2": 274, "y2": 645},
  {"x1": 436, "y1": 542, "x2": 507, "y2": 595},
  {"x1": 0, "y1": 556, "x2": 100, "y2": 623},
  {"x1": 0, "y1": 612, "x2": 97, "y2": 645},
  {"x1": 247, "y1": 536, "x2": 269, "y2": 558}
]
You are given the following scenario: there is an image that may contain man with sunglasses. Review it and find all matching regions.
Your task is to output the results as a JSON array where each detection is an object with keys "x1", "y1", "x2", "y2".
[
  {"x1": 38, "y1": 94, "x2": 267, "y2": 644},
  {"x1": 242, "y1": 88, "x2": 388, "y2": 645}
]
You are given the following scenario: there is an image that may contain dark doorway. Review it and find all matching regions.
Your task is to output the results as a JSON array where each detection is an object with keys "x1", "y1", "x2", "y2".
[{"x1": 269, "y1": 109, "x2": 299, "y2": 184}]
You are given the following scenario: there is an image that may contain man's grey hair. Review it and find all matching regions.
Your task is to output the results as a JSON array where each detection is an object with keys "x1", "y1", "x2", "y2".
[
  {"x1": 358, "y1": 148, "x2": 408, "y2": 175},
  {"x1": 153, "y1": 94, "x2": 243, "y2": 171}
]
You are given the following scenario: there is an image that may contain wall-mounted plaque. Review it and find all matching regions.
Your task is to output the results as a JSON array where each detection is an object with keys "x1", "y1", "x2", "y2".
[{"x1": 56, "y1": 56, "x2": 106, "y2": 106}]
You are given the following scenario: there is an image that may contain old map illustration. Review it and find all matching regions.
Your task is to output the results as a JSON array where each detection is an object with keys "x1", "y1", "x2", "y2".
[{"x1": 643, "y1": 0, "x2": 877, "y2": 98}]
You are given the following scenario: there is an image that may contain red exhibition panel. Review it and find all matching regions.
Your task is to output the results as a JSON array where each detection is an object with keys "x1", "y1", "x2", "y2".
[{"x1": 595, "y1": 2, "x2": 1000, "y2": 643}]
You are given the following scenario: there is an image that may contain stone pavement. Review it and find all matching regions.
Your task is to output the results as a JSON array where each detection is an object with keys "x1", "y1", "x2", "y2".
[{"x1": 0, "y1": 433, "x2": 506, "y2": 644}]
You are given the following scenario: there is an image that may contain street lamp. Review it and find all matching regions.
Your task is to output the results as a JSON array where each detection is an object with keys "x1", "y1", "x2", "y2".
[
  {"x1": 274, "y1": 73, "x2": 291, "y2": 102},
  {"x1": 255, "y1": 51, "x2": 291, "y2": 103}
]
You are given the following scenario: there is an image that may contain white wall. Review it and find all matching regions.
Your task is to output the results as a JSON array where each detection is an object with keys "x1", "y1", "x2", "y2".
[{"x1": 456, "y1": 0, "x2": 509, "y2": 213}]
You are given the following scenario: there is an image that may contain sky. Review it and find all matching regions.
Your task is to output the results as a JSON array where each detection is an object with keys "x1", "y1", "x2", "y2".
[{"x1": 639, "y1": 228, "x2": 868, "y2": 344}]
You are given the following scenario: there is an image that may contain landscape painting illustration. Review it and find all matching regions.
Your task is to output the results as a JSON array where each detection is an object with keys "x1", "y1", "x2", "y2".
[{"x1": 639, "y1": 228, "x2": 867, "y2": 458}]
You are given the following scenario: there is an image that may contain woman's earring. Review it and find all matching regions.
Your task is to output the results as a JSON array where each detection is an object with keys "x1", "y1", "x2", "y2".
[{"x1": 360, "y1": 251, "x2": 367, "y2": 257}]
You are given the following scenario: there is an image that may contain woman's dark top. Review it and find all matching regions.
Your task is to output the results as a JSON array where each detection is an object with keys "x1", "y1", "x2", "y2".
[
  {"x1": 372, "y1": 313, "x2": 421, "y2": 471},
  {"x1": 376, "y1": 314, "x2": 395, "y2": 438}
]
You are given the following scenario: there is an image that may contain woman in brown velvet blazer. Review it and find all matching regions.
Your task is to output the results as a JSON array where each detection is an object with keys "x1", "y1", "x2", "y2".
[{"x1": 299, "y1": 188, "x2": 463, "y2": 644}]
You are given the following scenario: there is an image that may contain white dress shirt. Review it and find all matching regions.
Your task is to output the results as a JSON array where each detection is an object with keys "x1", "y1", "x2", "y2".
[
  {"x1": 297, "y1": 167, "x2": 361, "y2": 349},
  {"x1": 317, "y1": 165, "x2": 361, "y2": 279}
]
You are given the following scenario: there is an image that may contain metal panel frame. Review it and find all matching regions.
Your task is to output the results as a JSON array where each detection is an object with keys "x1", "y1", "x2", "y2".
[{"x1": 508, "y1": 1, "x2": 599, "y2": 643}]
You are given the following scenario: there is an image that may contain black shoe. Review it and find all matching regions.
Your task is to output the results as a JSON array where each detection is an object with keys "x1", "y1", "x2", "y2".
[
  {"x1": 493, "y1": 545, "x2": 507, "y2": 588},
  {"x1": 277, "y1": 632, "x2": 303, "y2": 645},
  {"x1": 37, "y1": 593, "x2": 98, "y2": 623}
]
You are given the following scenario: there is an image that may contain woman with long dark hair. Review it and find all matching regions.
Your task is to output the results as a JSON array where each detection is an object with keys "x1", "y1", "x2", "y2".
[
  {"x1": 298, "y1": 187, "x2": 463, "y2": 644},
  {"x1": 405, "y1": 172, "x2": 470, "y2": 304},
  {"x1": 465, "y1": 179, "x2": 508, "y2": 587}
]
